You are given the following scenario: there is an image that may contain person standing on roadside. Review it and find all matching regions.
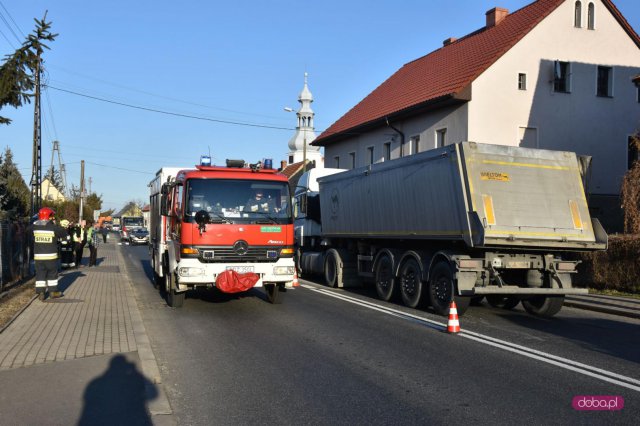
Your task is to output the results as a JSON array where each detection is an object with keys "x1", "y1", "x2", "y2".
[
  {"x1": 88, "y1": 222, "x2": 100, "y2": 267},
  {"x1": 28, "y1": 207, "x2": 69, "y2": 299},
  {"x1": 100, "y1": 223, "x2": 108, "y2": 243},
  {"x1": 73, "y1": 220, "x2": 87, "y2": 268}
]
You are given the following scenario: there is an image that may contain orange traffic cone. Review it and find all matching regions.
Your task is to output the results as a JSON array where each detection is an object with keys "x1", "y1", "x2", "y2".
[
  {"x1": 292, "y1": 272, "x2": 300, "y2": 287},
  {"x1": 447, "y1": 301, "x2": 460, "y2": 334}
]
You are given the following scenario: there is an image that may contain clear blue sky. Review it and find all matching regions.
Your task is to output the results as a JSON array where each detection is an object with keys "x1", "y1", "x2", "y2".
[{"x1": 2, "y1": 0, "x2": 639, "y2": 212}]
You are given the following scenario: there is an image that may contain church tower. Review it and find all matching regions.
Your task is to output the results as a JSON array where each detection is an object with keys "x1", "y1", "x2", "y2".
[{"x1": 287, "y1": 73, "x2": 323, "y2": 167}]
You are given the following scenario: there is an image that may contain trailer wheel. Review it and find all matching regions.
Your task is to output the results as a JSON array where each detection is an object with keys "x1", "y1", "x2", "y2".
[
  {"x1": 265, "y1": 283, "x2": 285, "y2": 304},
  {"x1": 165, "y1": 272, "x2": 184, "y2": 308},
  {"x1": 522, "y1": 296, "x2": 564, "y2": 318},
  {"x1": 399, "y1": 258, "x2": 423, "y2": 308},
  {"x1": 428, "y1": 262, "x2": 470, "y2": 316},
  {"x1": 486, "y1": 295, "x2": 520, "y2": 310},
  {"x1": 375, "y1": 255, "x2": 396, "y2": 301}
]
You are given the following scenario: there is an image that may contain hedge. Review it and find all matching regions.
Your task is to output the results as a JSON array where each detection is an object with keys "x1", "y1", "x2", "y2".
[{"x1": 573, "y1": 234, "x2": 640, "y2": 294}]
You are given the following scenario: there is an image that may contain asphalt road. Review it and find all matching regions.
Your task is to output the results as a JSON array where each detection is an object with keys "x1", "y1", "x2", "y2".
[{"x1": 121, "y1": 244, "x2": 640, "y2": 425}]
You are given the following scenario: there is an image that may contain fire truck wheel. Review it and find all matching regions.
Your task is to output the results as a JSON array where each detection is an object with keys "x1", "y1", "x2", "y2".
[
  {"x1": 522, "y1": 295, "x2": 564, "y2": 317},
  {"x1": 399, "y1": 257, "x2": 423, "y2": 309},
  {"x1": 265, "y1": 283, "x2": 284, "y2": 304},
  {"x1": 374, "y1": 254, "x2": 396, "y2": 301},
  {"x1": 164, "y1": 272, "x2": 185, "y2": 307},
  {"x1": 168, "y1": 289, "x2": 185, "y2": 308},
  {"x1": 153, "y1": 272, "x2": 162, "y2": 289}
]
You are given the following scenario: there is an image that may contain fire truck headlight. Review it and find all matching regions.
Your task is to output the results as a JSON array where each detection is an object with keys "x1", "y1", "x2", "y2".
[
  {"x1": 273, "y1": 266, "x2": 295, "y2": 275},
  {"x1": 179, "y1": 267, "x2": 204, "y2": 277}
]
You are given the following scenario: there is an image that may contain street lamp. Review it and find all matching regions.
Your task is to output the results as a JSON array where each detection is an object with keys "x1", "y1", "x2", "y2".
[{"x1": 284, "y1": 107, "x2": 307, "y2": 172}]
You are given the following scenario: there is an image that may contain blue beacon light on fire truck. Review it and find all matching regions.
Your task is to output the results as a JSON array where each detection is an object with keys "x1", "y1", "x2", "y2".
[{"x1": 200, "y1": 155, "x2": 212, "y2": 166}]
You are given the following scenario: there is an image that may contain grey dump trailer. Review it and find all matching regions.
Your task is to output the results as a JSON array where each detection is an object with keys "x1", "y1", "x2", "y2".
[{"x1": 294, "y1": 142, "x2": 607, "y2": 317}]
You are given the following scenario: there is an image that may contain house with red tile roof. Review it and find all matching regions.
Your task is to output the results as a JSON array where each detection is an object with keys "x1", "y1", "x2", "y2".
[{"x1": 313, "y1": 0, "x2": 640, "y2": 231}]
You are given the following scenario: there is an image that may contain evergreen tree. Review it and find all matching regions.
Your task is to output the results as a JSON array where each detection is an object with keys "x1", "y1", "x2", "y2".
[
  {"x1": 0, "y1": 13, "x2": 57, "y2": 125},
  {"x1": 44, "y1": 165, "x2": 62, "y2": 189},
  {"x1": 85, "y1": 192, "x2": 103, "y2": 213},
  {"x1": 0, "y1": 147, "x2": 30, "y2": 219}
]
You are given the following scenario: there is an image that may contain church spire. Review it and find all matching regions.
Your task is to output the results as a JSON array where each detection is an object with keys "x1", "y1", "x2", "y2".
[{"x1": 287, "y1": 73, "x2": 322, "y2": 167}]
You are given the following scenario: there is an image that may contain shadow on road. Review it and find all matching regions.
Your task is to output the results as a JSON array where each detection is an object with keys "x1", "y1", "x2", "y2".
[{"x1": 78, "y1": 354, "x2": 157, "y2": 426}]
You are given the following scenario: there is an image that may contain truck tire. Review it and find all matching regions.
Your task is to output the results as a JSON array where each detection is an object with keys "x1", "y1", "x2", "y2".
[
  {"x1": 324, "y1": 249, "x2": 341, "y2": 287},
  {"x1": 428, "y1": 261, "x2": 470, "y2": 316},
  {"x1": 168, "y1": 289, "x2": 185, "y2": 308},
  {"x1": 486, "y1": 295, "x2": 520, "y2": 310},
  {"x1": 522, "y1": 296, "x2": 564, "y2": 317},
  {"x1": 265, "y1": 283, "x2": 285, "y2": 304},
  {"x1": 399, "y1": 257, "x2": 423, "y2": 309},
  {"x1": 375, "y1": 254, "x2": 396, "y2": 301},
  {"x1": 164, "y1": 271, "x2": 184, "y2": 307}
]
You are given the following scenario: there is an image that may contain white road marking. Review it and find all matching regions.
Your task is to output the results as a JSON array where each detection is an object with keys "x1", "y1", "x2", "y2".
[{"x1": 300, "y1": 283, "x2": 640, "y2": 393}]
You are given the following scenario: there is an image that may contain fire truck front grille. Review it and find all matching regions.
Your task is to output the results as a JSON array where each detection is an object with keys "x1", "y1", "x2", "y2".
[{"x1": 197, "y1": 247, "x2": 280, "y2": 263}]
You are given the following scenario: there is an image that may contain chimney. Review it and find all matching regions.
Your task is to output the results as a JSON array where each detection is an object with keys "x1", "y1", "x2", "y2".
[
  {"x1": 280, "y1": 160, "x2": 287, "y2": 170},
  {"x1": 443, "y1": 37, "x2": 457, "y2": 46},
  {"x1": 486, "y1": 7, "x2": 509, "y2": 28}
]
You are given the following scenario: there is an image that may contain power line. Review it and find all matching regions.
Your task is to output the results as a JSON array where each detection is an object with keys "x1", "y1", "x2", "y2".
[
  {"x1": 85, "y1": 161, "x2": 154, "y2": 175},
  {"x1": 43, "y1": 88, "x2": 59, "y2": 140},
  {"x1": 45, "y1": 85, "x2": 295, "y2": 132},
  {"x1": 0, "y1": 26, "x2": 15, "y2": 48},
  {"x1": 48, "y1": 65, "x2": 288, "y2": 122},
  {"x1": 0, "y1": 8, "x2": 20, "y2": 44},
  {"x1": 0, "y1": 1, "x2": 24, "y2": 38}
]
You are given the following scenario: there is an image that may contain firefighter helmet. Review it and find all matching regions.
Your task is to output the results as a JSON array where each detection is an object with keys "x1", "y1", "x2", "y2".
[{"x1": 38, "y1": 207, "x2": 56, "y2": 221}]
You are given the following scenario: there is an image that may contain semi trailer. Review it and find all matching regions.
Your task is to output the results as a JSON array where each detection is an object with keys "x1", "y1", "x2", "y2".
[{"x1": 294, "y1": 142, "x2": 607, "y2": 317}]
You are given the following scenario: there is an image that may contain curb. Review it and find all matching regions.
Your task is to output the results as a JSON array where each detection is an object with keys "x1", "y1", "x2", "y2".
[
  {"x1": 0, "y1": 293, "x2": 38, "y2": 334},
  {"x1": 116, "y1": 243, "x2": 175, "y2": 421},
  {"x1": 563, "y1": 300, "x2": 640, "y2": 320}
]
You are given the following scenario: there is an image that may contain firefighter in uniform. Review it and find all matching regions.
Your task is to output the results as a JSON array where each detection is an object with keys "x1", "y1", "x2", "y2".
[{"x1": 29, "y1": 207, "x2": 69, "y2": 299}]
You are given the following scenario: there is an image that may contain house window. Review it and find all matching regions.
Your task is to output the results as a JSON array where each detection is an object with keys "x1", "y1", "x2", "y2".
[
  {"x1": 288, "y1": 155, "x2": 294, "y2": 164},
  {"x1": 587, "y1": 2, "x2": 595, "y2": 29},
  {"x1": 574, "y1": 1, "x2": 582, "y2": 28},
  {"x1": 334, "y1": 156, "x2": 340, "y2": 168},
  {"x1": 628, "y1": 136, "x2": 639, "y2": 170},
  {"x1": 383, "y1": 142, "x2": 391, "y2": 161},
  {"x1": 349, "y1": 152, "x2": 356, "y2": 169},
  {"x1": 436, "y1": 128, "x2": 447, "y2": 148},
  {"x1": 553, "y1": 61, "x2": 571, "y2": 93},
  {"x1": 411, "y1": 135, "x2": 421, "y2": 154},
  {"x1": 367, "y1": 146, "x2": 374, "y2": 165},
  {"x1": 596, "y1": 66, "x2": 613, "y2": 97},
  {"x1": 518, "y1": 73, "x2": 527, "y2": 90},
  {"x1": 401, "y1": 138, "x2": 412, "y2": 157}
]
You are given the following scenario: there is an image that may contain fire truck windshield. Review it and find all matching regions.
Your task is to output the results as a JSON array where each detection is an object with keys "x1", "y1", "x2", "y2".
[{"x1": 185, "y1": 179, "x2": 292, "y2": 224}]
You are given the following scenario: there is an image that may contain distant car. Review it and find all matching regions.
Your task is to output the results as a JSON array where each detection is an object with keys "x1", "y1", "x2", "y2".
[
  {"x1": 112, "y1": 224, "x2": 120, "y2": 232},
  {"x1": 129, "y1": 227, "x2": 149, "y2": 245}
]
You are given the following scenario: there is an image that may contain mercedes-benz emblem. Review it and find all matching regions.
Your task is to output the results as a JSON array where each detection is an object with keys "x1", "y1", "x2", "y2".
[{"x1": 233, "y1": 240, "x2": 249, "y2": 255}]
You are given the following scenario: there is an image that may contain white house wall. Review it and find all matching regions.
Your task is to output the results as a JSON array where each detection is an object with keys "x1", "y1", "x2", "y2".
[
  {"x1": 324, "y1": 104, "x2": 469, "y2": 168},
  {"x1": 469, "y1": 0, "x2": 640, "y2": 196}
]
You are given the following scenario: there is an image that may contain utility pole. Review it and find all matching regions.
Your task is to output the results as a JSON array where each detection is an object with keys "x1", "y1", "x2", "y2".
[
  {"x1": 30, "y1": 51, "x2": 42, "y2": 217},
  {"x1": 88, "y1": 177, "x2": 92, "y2": 194},
  {"x1": 78, "y1": 160, "x2": 85, "y2": 224}
]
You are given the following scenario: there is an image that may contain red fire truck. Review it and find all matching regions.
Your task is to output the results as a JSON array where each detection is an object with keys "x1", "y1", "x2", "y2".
[{"x1": 149, "y1": 159, "x2": 296, "y2": 307}]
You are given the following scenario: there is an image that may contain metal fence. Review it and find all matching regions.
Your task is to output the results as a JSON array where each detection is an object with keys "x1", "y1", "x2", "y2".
[{"x1": 0, "y1": 220, "x2": 31, "y2": 291}]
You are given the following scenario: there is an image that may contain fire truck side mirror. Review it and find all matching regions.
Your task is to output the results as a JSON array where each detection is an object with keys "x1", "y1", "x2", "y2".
[{"x1": 160, "y1": 195, "x2": 168, "y2": 216}]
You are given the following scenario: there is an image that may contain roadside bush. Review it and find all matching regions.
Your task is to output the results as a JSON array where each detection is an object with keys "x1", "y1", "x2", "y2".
[{"x1": 574, "y1": 234, "x2": 640, "y2": 294}]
